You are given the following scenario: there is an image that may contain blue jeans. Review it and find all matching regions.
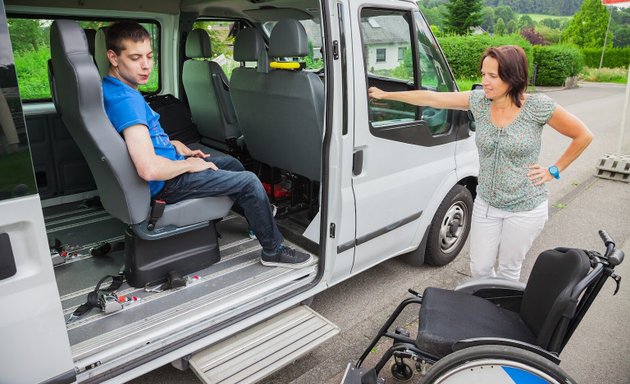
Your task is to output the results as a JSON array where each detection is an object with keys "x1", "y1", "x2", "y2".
[{"x1": 155, "y1": 156, "x2": 283, "y2": 251}]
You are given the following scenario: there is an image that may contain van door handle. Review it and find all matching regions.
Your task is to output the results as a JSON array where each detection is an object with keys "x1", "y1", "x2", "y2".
[
  {"x1": 353, "y1": 150, "x2": 363, "y2": 176},
  {"x1": 0, "y1": 233, "x2": 17, "y2": 280}
]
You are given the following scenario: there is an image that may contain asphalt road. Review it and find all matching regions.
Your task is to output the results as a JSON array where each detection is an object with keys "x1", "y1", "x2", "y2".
[{"x1": 130, "y1": 82, "x2": 630, "y2": 384}]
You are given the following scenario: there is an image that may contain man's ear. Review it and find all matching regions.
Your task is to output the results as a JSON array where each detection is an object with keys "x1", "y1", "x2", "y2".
[{"x1": 106, "y1": 49, "x2": 118, "y2": 67}]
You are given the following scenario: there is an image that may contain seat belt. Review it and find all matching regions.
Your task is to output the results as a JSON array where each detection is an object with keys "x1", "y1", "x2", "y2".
[
  {"x1": 67, "y1": 274, "x2": 125, "y2": 323},
  {"x1": 147, "y1": 199, "x2": 166, "y2": 231}
]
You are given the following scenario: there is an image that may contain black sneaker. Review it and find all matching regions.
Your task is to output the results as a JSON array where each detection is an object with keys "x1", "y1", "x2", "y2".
[{"x1": 261, "y1": 245, "x2": 313, "y2": 269}]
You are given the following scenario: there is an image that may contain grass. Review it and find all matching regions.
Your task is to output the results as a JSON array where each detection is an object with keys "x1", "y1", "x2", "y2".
[
  {"x1": 580, "y1": 66, "x2": 629, "y2": 84},
  {"x1": 521, "y1": 13, "x2": 571, "y2": 22}
]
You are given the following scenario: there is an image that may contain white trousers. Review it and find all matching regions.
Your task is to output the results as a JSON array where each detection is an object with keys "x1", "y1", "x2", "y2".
[{"x1": 469, "y1": 197, "x2": 548, "y2": 281}]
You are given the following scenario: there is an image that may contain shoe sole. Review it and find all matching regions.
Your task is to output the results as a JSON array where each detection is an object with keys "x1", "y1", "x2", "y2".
[{"x1": 260, "y1": 254, "x2": 315, "y2": 269}]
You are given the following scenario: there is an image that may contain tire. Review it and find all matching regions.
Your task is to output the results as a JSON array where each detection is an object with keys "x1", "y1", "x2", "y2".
[
  {"x1": 424, "y1": 185, "x2": 473, "y2": 266},
  {"x1": 419, "y1": 345, "x2": 576, "y2": 384}
]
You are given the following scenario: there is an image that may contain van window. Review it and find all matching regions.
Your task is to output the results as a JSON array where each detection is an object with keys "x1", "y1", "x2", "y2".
[
  {"x1": 361, "y1": 8, "x2": 454, "y2": 137},
  {"x1": 262, "y1": 19, "x2": 324, "y2": 72},
  {"x1": 360, "y1": 9, "x2": 416, "y2": 127},
  {"x1": 7, "y1": 17, "x2": 160, "y2": 101},
  {"x1": 192, "y1": 20, "x2": 241, "y2": 78},
  {"x1": 0, "y1": 19, "x2": 37, "y2": 200}
]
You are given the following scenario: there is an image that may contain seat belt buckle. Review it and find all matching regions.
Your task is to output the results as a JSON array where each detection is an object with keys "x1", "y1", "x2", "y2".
[
  {"x1": 147, "y1": 199, "x2": 166, "y2": 231},
  {"x1": 98, "y1": 292, "x2": 123, "y2": 314}
]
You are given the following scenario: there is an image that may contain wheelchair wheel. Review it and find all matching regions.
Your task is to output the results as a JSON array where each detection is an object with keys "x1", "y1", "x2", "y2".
[{"x1": 419, "y1": 345, "x2": 576, "y2": 384}]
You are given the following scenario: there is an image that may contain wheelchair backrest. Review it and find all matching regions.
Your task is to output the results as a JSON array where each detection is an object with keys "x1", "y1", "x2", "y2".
[{"x1": 520, "y1": 248, "x2": 592, "y2": 352}]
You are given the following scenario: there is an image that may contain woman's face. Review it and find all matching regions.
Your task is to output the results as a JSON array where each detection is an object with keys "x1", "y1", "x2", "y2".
[{"x1": 480, "y1": 56, "x2": 510, "y2": 101}]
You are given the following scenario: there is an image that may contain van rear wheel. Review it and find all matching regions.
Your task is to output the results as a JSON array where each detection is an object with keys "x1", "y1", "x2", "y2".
[{"x1": 425, "y1": 185, "x2": 472, "y2": 266}]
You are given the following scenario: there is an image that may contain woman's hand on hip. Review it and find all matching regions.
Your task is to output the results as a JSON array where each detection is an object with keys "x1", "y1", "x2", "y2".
[{"x1": 527, "y1": 164, "x2": 553, "y2": 186}]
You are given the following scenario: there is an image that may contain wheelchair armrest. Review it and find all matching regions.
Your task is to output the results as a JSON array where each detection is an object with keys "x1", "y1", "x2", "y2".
[
  {"x1": 453, "y1": 337, "x2": 561, "y2": 364},
  {"x1": 455, "y1": 277, "x2": 526, "y2": 295},
  {"x1": 455, "y1": 278, "x2": 525, "y2": 312}
]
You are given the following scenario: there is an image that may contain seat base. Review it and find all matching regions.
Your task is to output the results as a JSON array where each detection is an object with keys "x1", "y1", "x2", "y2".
[{"x1": 124, "y1": 222, "x2": 220, "y2": 287}]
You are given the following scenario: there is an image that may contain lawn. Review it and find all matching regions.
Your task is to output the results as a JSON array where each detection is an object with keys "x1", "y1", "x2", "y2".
[{"x1": 521, "y1": 13, "x2": 572, "y2": 22}]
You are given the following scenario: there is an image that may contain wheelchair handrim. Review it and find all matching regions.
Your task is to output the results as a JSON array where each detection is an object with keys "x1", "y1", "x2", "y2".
[{"x1": 431, "y1": 358, "x2": 564, "y2": 384}]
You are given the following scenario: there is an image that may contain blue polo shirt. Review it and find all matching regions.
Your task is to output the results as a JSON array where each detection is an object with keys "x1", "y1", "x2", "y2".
[{"x1": 102, "y1": 76, "x2": 184, "y2": 196}]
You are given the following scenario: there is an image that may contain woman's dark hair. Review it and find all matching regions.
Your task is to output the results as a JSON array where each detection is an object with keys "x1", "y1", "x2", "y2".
[
  {"x1": 106, "y1": 21, "x2": 150, "y2": 55},
  {"x1": 480, "y1": 45, "x2": 528, "y2": 107}
]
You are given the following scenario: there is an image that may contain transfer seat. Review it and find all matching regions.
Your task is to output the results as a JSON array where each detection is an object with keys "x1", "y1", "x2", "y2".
[
  {"x1": 183, "y1": 29, "x2": 241, "y2": 152},
  {"x1": 49, "y1": 19, "x2": 233, "y2": 287}
]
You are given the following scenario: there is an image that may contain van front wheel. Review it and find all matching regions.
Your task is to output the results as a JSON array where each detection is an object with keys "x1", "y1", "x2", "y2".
[{"x1": 425, "y1": 185, "x2": 473, "y2": 266}]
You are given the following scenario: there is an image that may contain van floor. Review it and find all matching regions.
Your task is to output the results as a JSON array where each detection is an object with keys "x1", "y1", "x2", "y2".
[{"x1": 44, "y1": 199, "x2": 318, "y2": 363}]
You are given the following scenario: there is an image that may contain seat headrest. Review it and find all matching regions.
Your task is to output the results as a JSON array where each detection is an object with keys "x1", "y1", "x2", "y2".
[
  {"x1": 233, "y1": 28, "x2": 268, "y2": 73},
  {"x1": 186, "y1": 29, "x2": 212, "y2": 59},
  {"x1": 51, "y1": 19, "x2": 91, "y2": 58},
  {"x1": 269, "y1": 19, "x2": 308, "y2": 58},
  {"x1": 94, "y1": 27, "x2": 110, "y2": 77}
]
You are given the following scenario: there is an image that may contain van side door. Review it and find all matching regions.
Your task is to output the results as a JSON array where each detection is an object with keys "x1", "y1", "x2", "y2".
[
  {"x1": 348, "y1": 2, "x2": 463, "y2": 272},
  {"x1": 0, "y1": 2, "x2": 74, "y2": 382}
]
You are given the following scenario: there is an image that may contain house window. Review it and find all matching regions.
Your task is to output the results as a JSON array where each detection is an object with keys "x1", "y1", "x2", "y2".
[{"x1": 376, "y1": 48, "x2": 386, "y2": 62}]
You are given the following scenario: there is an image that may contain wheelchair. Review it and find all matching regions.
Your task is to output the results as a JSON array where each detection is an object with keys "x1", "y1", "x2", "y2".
[{"x1": 342, "y1": 230, "x2": 624, "y2": 384}]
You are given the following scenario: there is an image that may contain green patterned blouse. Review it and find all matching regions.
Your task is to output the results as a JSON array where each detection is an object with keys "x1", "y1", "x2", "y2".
[{"x1": 469, "y1": 90, "x2": 556, "y2": 212}]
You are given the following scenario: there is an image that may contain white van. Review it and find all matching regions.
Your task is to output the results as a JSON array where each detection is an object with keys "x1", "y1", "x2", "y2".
[{"x1": 0, "y1": 0, "x2": 478, "y2": 383}]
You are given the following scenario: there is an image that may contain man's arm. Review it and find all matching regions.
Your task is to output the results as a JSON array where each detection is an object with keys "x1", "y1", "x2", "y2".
[{"x1": 122, "y1": 125, "x2": 216, "y2": 181}]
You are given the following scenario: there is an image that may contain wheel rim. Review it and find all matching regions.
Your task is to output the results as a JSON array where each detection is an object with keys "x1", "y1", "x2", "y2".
[
  {"x1": 433, "y1": 358, "x2": 564, "y2": 384},
  {"x1": 438, "y1": 201, "x2": 468, "y2": 254}
]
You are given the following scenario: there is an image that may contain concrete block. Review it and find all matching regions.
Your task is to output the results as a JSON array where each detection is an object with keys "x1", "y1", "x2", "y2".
[{"x1": 595, "y1": 153, "x2": 630, "y2": 183}]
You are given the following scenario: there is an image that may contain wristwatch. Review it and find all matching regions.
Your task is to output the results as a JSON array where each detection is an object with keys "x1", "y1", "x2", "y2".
[{"x1": 548, "y1": 165, "x2": 560, "y2": 180}]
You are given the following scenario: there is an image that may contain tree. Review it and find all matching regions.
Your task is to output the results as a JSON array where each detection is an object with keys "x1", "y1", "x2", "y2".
[
  {"x1": 506, "y1": 19, "x2": 518, "y2": 34},
  {"x1": 613, "y1": 26, "x2": 630, "y2": 48},
  {"x1": 494, "y1": 5, "x2": 515, "y2": 25},
  {"x1": 521, "y1": 27, "x2": 548, "y2": 45},
  {"x1": 480, "y1": 7, "x2": 495, "y2": 33},
  {"x1": 494, "y1": 17, "x2": 506, "y2": 36},
  {"x1": 562, "y1": 0, "x2": 611, "y2": 48},
  {"x1": 444, "y1": 0, "x2": 483, "y2": 35},
  {"x1": 7, "y1": 19, "x2": 45, "y2": 52},
  {"x1": 518, "y1": 15, "x2": 535, "y2": 30}
]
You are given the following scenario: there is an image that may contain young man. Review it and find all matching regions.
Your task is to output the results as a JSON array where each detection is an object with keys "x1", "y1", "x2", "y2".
[{"x1": 102, "y1": 21, "x2": 312, "y2": 268}]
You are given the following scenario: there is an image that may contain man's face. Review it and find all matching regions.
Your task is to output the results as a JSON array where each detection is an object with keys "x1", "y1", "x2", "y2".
[{"x1": 107, "y1": 38, "x2": 153, "y2": 89}]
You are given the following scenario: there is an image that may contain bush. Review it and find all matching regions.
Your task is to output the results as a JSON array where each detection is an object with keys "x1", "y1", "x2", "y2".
[
  {"x1": 438, "y1": 34, "x2": 533, "y2": 80},
  {"x1": 580, "y1": 66, "x2": 628, "y2": 84},
  {"x1": 533, "y1": 45, "x2": 584, "y2": 86},
  {"x1": 581, "y1": 47, "x2": 630, "y2": 69}
]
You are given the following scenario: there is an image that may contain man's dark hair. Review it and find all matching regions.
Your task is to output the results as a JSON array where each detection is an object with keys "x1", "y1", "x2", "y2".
[
  {"x1": 479, "y1": 45, "x2": 528, "y2": 108},
  {"x1": 106, "y1": 21, "x2": 151, "y2": 55}
]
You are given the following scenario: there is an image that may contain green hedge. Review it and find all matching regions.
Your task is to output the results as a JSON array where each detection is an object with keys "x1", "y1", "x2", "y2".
[
  {"x1": 437, "y1": 34, "x2": 533, "y2": 80},
  {"x1": 533, "y1": 45, "x2": 583, "y2": 86},
  {"x1": 581, "y1": 47, "x2": 630, "y2": 69}
]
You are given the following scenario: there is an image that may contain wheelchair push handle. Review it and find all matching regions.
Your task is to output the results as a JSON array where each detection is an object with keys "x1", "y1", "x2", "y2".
[
  {"x1": 599, "y1": 230, "x2": 615, "y2": 248},
  {"x1": 598, "y1": 230, "x2": 624, "y2": 267}
]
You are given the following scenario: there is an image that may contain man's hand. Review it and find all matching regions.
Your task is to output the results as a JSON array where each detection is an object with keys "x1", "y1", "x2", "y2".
[
  {"x1": 171, "y1": 140, "x2": 209, "y2": 158},
  {"x1": 185, "y1": 157, "x2": 217, "y2": 172}
]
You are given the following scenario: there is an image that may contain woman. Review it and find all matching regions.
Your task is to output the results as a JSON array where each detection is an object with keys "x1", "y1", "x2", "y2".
[{"x1": 368, "y1": 45, "x2": 593, "y2": 281}]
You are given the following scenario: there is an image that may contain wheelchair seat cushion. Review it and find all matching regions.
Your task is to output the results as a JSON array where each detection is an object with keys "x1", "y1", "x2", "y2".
[{"x1": 417, "y1": 287, "x2": 537, "y2": 358}]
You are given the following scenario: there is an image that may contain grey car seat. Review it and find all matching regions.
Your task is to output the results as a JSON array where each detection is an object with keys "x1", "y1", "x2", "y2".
[
  {"x1": 49, "y1": 19, "x2": 233, "y2": 287},
  {"x1": 238, "y1": 20, "x2": 324, "y2": 181},
  {"x1": 183, "y1": 29, "x2": 241, "y2": 152}
]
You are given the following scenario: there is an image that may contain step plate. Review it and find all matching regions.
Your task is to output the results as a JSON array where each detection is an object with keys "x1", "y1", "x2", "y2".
[{"x1": 189, "y1": 305, "x2": 339, "y2": 384}]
